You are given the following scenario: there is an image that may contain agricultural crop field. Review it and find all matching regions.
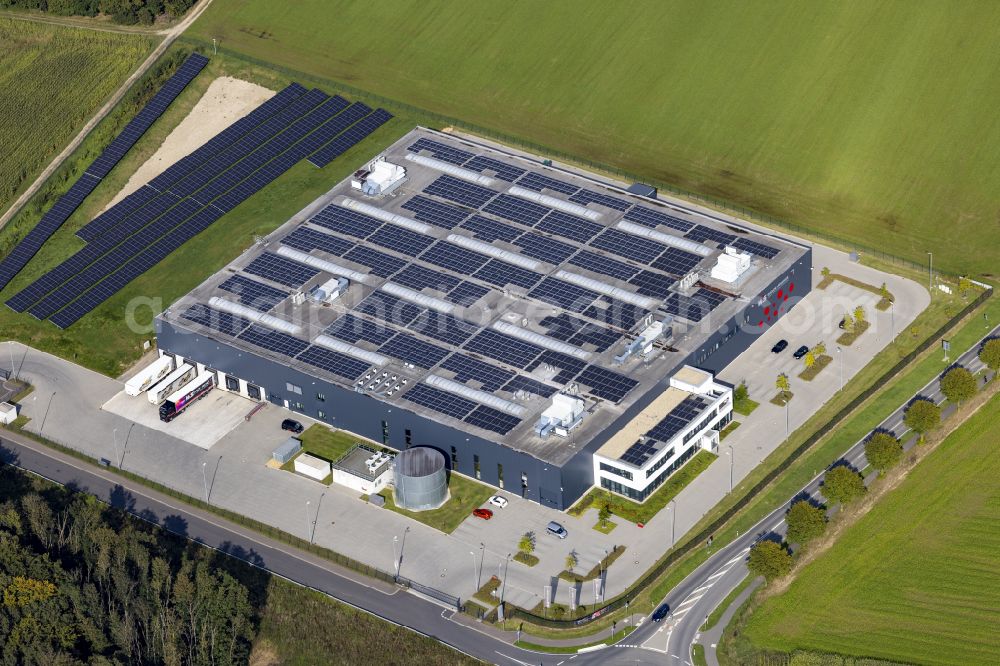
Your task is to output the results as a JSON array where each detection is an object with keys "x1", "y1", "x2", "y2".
[
  {"x1": 190, "y1": 0, "x2": 1000, "y2": 276},
  {"x1": 0, "y1": 17, "x2": 152, "y2": 215},
  {"x1": 742, "y1": 393, "x2": 1000, "y2": 665}
]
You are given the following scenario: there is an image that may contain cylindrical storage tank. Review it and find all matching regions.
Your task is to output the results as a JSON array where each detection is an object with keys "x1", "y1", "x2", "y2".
[{"x1": 393, "y1": 447, "x2": 448, "y2": 511}]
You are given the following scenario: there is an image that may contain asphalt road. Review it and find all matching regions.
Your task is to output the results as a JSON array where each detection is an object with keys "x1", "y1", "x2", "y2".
[{"x1": 2, "y1": 323, "x2": 995, "y2": 666}]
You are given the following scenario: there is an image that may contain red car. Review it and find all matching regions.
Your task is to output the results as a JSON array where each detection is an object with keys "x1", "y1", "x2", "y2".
[{"x1": 472, "y1": 508, "x2": 494, "y2": 520}]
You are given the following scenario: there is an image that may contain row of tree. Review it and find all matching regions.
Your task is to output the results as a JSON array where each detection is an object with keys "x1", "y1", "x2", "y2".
[
  {"x1": 0, "y1": 0, "x2": 196, "y2": 25},
  {"x1": 0, "y1": 463, "x2": 258, "y2": 664},
  {"x1": 749, "y1": 338, "x2": 999, "y2": 583}
]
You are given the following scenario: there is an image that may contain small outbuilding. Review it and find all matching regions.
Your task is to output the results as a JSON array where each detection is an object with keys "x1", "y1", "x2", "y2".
[
  {"x1": 0, "y1": 402, "x2": 18, "y2": 425},
  {"x1": 294, "y1": 453, "x2": 331, "y2": 481},
  {"x1": 272, "y1": 436, "x2": 302, "y2": 464}
]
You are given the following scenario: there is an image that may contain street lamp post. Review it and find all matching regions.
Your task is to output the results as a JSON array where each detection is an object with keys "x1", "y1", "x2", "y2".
[
  {"x1": 112, "y1": 428, "x2": 120, "y2": 468},
  {"x1": 304, "y1": 501, "x2": 311, "y2": 542},
  {"x1": 392, "y1": 536, "x2": 399, "y2": 577},
  {"x1": 726, "y1": 445, "x2": 734, "y2": 492},
  {"x1": 668, "y1": 498, "x2": 677, "y2": 547},
  {"x1": 469, "y1": 550, "x2": 477, "y2": 595},
  {"x1": 837, "y1": 346, "x2": 843, "y2": 391},
  {"x1": 785, "y1": 398, "x2": 790, "y2": 433},
  {"x1": 500, "y1": 553, "x2": 511, "y2": 606},
  {"x1": 201, "y1": 461, "x2": 209, "y2": 502}
]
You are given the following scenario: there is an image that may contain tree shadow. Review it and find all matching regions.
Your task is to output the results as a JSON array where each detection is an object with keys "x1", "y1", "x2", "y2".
[
  {"x1": 827, "y1": 458, "x2": 861, "y2": 474},
  {"x1": 108, "y1": 484, "x2": 136, "y2": 513},
  {"x1": 0, "y1": 443, "x2": 33, "y2": 501},
  {"x1": 907, "y1": 395, "x2": 936, "y2": 409},
  {"x1": 790, "y1": 490, "x2": 825, "y2": 510},
  {"x1": 162, "y1": 514, "x2": 189, "y2": 537}
]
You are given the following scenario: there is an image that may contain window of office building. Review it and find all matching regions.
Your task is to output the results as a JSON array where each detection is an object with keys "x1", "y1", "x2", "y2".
[
  {"x1": 316, "y1": 392, "x2": 325, "y2": 402},
  {"x1": 474, "y1": 454, "x2": 481, "y2": 479},
  {"x1": 497, "y1": 463, "x2": 504, "y2": 489},
  {"x1": 599, "y1": 462, "x2": 633, "y2": 481},
  {"x1": 286, "y1": 382, "x2": 302, "y2": 395}
]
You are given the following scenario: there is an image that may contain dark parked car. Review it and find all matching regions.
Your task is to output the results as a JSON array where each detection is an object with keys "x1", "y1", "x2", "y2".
[
  {"x1": 793, "y1": 345, "x2": 810, "y2": 360},
  {"x1": 771, "y1": 339, "x2": 789, "y2": 354},
  {"x1": 651, "y1": 603, "x2": 671, "y2": 622},
  {"x1": 839, "y1": 317, "x2": 847, "y2": 329},
  {"x1": 281, "y1": 419, "x2": 304, "y2": 433}
]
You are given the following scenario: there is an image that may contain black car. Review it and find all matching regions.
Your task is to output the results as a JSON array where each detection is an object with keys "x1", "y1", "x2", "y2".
[
  {"x1": 651, "y1": 603, "x2": 671, "y2": 622},
  {"x1": 771, "y1": 339, "x2": 788, "y2": 354},
  {"x1": 793, "y1": 345, "x2": 810, "y2": 360},
  {"x1": 281, "y1": 418, "x2": 304, "y2": 434}
]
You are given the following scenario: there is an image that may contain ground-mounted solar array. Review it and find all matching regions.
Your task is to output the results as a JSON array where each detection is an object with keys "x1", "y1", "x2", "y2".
[
  {"x1": 5, "y1": 76, "x2": 392, "y2": 328},
  {"x1": 162, "y1": 128, "x2": 805, "y2": 463}
]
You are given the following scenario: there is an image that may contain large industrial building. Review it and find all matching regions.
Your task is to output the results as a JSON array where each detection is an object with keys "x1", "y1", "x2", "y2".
[{"x1": 155, "y1": 127, "x2": 811, "y2": 510}]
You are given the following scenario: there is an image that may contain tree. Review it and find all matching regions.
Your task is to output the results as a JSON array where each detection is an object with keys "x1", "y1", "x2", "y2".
[
  {"x1": 776, "y1": 373, "x2": 790, "y2": 395},
  {"x1": 940, "y1": 366, "x2": 977, "y2": 404},
  {"x1": 853, "y1": 305, "x2": 866, "y2": 324},
  {"x1": 813, "y1": 341, "x2": 827, "y2": 357},
  {"x1": 747, "y1": 540, "x2": 792, "y2": 583},
  {"x1": 841, "y1": 312, "x2": 855, "y2": 333},
  {"x1": 598, "y1": 503, "x2": 612, "y2": 527},
  {"x1": 804, "y1": 350, "x2": 816, "y2": 368},
  {"x1": 565, "y1": 550, "x2": 579, "y2": 572},
  {"x1": 958, "y1": 276, "x2": 973, "y2": 295},
  {"x1": 785, "y1": 500, "x2": 827, "y2": 545},
  {"x1": 865, "y1": 432, "x2": 903, "y2": 473},
  {"x1": 734, "y1": 381, "x2": 749, "y2": 403},
  {"x1": 822, "y1": 465, "x2": 866, "y2": 505},
  {"x1": 880, "y1": 282, "x2": 892, "y2": 303},
  {"x1": 821, "y1": 266, "x2": 830, "y2": 279},
  {"x1": 518, "y1": 532, "x2": 535, "y2": 555},
  {"x1": 979, "y1": 338, "x2": 1000, "y2": 373},
  {"x1": 904, "y1": 399, "x2": 941, "y2": 442}
]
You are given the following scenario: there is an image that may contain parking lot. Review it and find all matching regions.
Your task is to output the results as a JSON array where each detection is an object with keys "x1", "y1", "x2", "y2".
[{"x1": 103, "y1": 389, "x2": 253, "y2": 449}]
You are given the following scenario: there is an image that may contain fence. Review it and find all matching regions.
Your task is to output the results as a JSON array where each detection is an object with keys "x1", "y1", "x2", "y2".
[
  {"x1": 504, "y1": 286, "x2": 993, "y2": 627},
  {"x1": 179, "y1": 37, "x2": 956, "y2": 279}
]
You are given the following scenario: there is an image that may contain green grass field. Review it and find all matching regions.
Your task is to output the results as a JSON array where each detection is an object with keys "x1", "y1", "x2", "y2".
[
  {"x1": 742, "y1": 393, "x2": 1000, "y2": 665},
  {"x1": 0, "y1": 49, "x2": 411, "y2": 376},
  {"x1": 377, "y1": 471, "x2": 494, "y2": 534},
  {"x1": 0, "y1": 17, "x2": 152, "y2": 216},
  {"x1": 191, "y1": 1, "x2": 1000, "y2": 276}
]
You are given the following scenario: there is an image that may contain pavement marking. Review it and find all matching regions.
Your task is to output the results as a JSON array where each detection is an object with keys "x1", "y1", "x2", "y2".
[
  {"x1": 705, "y1": 568, "x2": 730, "y2": 582},
  {"x1": 691, "y1": 583, "x2": 715, "y2": 595},
  {"x1": 675, "y1": 593, "x2": 704, "y2": 609},
  {"x1": 495, "y1": 651, "x2": 532, "y2": 666}
]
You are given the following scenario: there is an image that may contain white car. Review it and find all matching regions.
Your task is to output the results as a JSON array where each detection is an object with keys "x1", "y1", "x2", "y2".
[{"x1": 488, "y1": 495, "x2": 508, "y2": 509}]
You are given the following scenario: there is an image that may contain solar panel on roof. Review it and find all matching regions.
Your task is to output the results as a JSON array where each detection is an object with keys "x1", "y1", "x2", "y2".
[
  {"x1": 464, "y1": 406, "x2": 521, "y2": 435},
  {"x1": 424, "y1": 174, "x2": 496, "y2": 209},
  {"x1": 663, "y1": 289, "x2": 726, "y2": 323},
  {"x1": 473, "y1": 259, "x2": 542, "y2": 290},
  {"x1": 624, "y1": 205, "x2": 695, "y2": 232},
  {"x1": 568, "y1": 188, "x2": 631, "y2": 211},
  {"x1": 583, "y1": 299, "x2": 648, "y2": 331},
  {"x1": 440, "y1": 354, "x2": 515, "y2": 392},
  {"x1": 590, "y1": 228, "x2": 666, "y2": 264},
  {"x1": 404, "y1": 383, "x2": 477, "y2": 419},
  {"x1": 244, "y1": 252, "x2": 319, "y2": 287},
  {"x1": 218, "y1": 274, "x2": 288, "y2": 311},
  {"x1": 731, "y1": 237, "x2": 780, "y2": 259},
  {"x1": 406, "y1": 137, "x2": 475, "y2": 165},
  {"x1": 540, "y1": 314, "x2": 620, "y2": 352},
  {"x1": 628, "y1": 270, "x2": 675, "y2": 299},
  {"x1": 237, "y1": 324, "x2": 310, "y2": 358},
  {"x1": 529, "y1": 277, "x2": 599, "y2": 313},
  {"x1": 686, "y1": 225, "x2": 736, "y2": 246},
  {"x1": 408, "y1": 311, "x2": 477, "y2": 346},
  {"x1": 463, "y1": 155, "x2": 526, "y2": 182},
  {"x1": 296, "y1": 345, "x2": 369, "y2": 381},
  {"x1": 651, "y1": 247, "x2": 702, "y2": 277},
  {"x1": 502, "y1": 375, "x2": 557, "y2": 398},
  {"x1": 482, "y1": 193, "x2": 550, "y2": 226},
  {"x1": 647, "y1": 395, "x2": 710, "y2": 443},
  {"x1": 460, "y1": 215, "x2": 522, "y2": 244},
  {"x1": 419, "y1": 241, "x2": 490, "y2": 275},
  {"x1": 355, "y1": 291, "x2": 424, "y2": 326},
  {"x1": 568, "y1": 250, "x2": 639, "y2": 281},
  {"x1": 575, "y1": 365, "x2": 639, "y2": 402},
  {"x1": 379, "y1": 332, "x2": 449, "y2": 368},
  {"x1": 180, "y1": 303, "x2": 250, "y2": 337},
  {"x1": 528, "y1": 350, "x2": 587, "y2": 384},
  {"x1": 446, "y1": 280, "x2": 490, "y2": 305},
  {"x1": 619, "y1": 438, "x2": 661, "y2": 467},
  {"x1": 401, "y1": 195, "x2": 468, "y2": 229},
  {"x1": 536, "y1": 211, "x2": 604, "y2": 243},
  {"x1": 281, "y1": 226, "x2": 355, "y2": 257},
  {"x1": 342, "y1": 245, "x2": 407, "y2": 277},
  {"x1": 513, "y1": 233, "x2": 576, "y2": 264},
  {"x1": 516, "y1": 171, "x2": 579, "y2": 195},
  {"x1": 463, "y1": 329, "x2": 542, "y2": 369},
  {"x1": 368, "y1": 224, "x2": 434, "y2": 256},
  {"x1": 392, "y1": 264, "x2": 460, "y2": 293},
  {"x1": 326, "y1": 313, "x2": 397, "y2": 346}
]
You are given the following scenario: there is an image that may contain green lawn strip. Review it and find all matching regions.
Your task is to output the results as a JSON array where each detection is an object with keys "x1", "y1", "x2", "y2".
[
  {"x1": 514, "y1": 552, "x2": 539, "y2": 567},
  {"x1": 377, "y1": 470, "x2": 494, "y2": 534},
  {"x1": 742, "y1": 393, "x2": 1000, "y2": 665},
  {"x1": 568, "y1": 451, "x2": 717, "y2": 524},
  {"x1": 559, "y1": 545, "x2": 626, "y2": 584},
  {"x1": 0, "y1": 45, "x2": 414, "y2": 377},
  {"x1": 769, "y1": 391, "x2": 793, "y2": 406},
  {"x1": 514, "y1": 627, "x2": 634, "y2": 654},
  {"x1": 691, "y1": 643, "x2": 708, "y2": 666},
  {"x1": 473, "y1": 576, "x2": 502, "y2": 606},
  {"x1": 255, "y1": 576, "x2": 479, "y2": 665},
  {"x1": 719, "y1": 421, "x2": 741, "y2": 440},
  {"x1": 798, "y1": 355, "x2": 832, "y2": 381},
  {"x1": 836, "y1": 320, "x2": 871, "y2": 346},
  {"x1": 702, "y1": 573, "x2": 753, "y2": 631},
  {"x1": 592, "y1": 519, "x2": 617, "y2": 534},
  {"x1": 733, "y1": 397, "x2": 759, "y2": 416}
]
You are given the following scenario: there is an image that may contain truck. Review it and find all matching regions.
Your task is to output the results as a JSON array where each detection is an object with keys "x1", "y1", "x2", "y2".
[
  {"x1": 124, "y1": 356, "x2": 174, "y2": 397},
  {"x1": 147, "y1": 363, "x2": 195, "y2": 405},
  {"x1": 159, "y1": 372, "x2": 215, "y2": 422}
]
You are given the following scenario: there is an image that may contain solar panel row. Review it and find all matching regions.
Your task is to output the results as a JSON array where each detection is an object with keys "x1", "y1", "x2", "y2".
[{"x1": 308, "y1": 107, "x2": 393, "y2": 168}]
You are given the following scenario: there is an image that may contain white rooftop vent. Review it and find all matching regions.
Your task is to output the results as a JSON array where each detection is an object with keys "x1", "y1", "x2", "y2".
[
  {"x1": 208, "y1": 297, "x2": 303, "y2": 336},
  {"x1": 425, "y1": 375, "x2": 526, "y2": 417},
  {"x1": 404, "y1": 153, "x2": 496, "y2": 186},
  {"x1": 355, "y1": 158, "x2": 406, "y2": 196},
  {"x1": 339, "y1": 198, "x2": 432, "y2": 234},
  {"x1": 616, "y1": 220, "x2": 713, "y2": 257},
  {"x1": 275, "y1": 245, "x2": 370, "y2": 283},
  {"x1": 492, "y1": 321, "x2": 591, "y2": 360},
  {"x1": 380, "y1": 283, "x2": 456, "y2": 314},
  {"x1": 535, "y1": 393, "x2": 587, "y2": 437},
  {"x1": 445, "y1": 234, "x2": 541, "y2": 270},
  {"x1": 710, "y1": 246, "x2": 752, "y2": 283},
  {"x1": 553, "y1": 269, "x2": 659, "y2": 310},
  {"x1": 314, "y1": 334, "x2": 389, "y2": 366},
  {"x1": 507, "y1": 185, "x2": 600, "y2": 220}
]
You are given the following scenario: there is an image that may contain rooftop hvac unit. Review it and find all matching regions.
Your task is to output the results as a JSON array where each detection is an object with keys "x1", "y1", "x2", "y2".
[
  {"x1": 350, "y1": 157, "x2": 406, "y2": 196},
  {"x1": 308, "y1": 277, "x2": 349, "y2": 304},
  {"x1": 710, "y1": 247, "x2": 752, "y2": 283},
  {"x1": 535, "y1": 393, "x2": 586, "y2": 438}
]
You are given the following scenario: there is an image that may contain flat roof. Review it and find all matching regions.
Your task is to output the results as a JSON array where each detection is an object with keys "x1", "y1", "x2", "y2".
[
  {"x1": 333, "y1": 444, "x2": 393, "y2": 480},
  {"x1": 673, "y1": 365, "x2": 711, "y2": 387},
  {"x1": 596, "y1": 386, "x2": 689, "y2": 461},
  {"x1": 160, "y1": 127, "x2": 806, "y2": 466}
]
